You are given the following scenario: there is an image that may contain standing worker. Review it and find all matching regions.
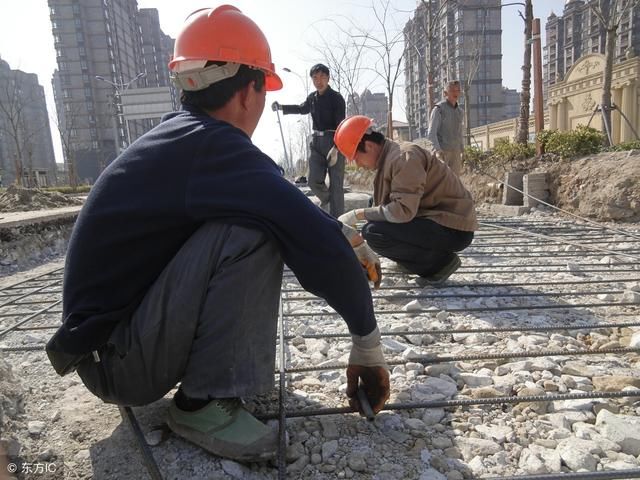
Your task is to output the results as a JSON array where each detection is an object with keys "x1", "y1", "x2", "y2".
[
  {"x1": 335, "y1": 115, "x2": 478, "y2": 285},
  {"x1": 427, "y1": 80, "x2": 465, "y2": 176},
  {"x1": 45, "y1": 6, "x2": 389, "y2": 463},
  {"x1": 272, "y1": 64, "x2": 346, "y2": 216}
]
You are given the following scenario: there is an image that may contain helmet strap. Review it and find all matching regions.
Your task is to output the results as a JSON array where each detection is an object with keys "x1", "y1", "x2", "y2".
[{"x1": 171, "y1": 62, "x2": 241, "y2": 91}]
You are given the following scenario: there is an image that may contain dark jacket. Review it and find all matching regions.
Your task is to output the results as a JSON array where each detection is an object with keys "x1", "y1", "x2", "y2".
[
  {"x1": 281, "y1": 86, "x2": 345, "y2": 131},
  {"x1": 46, "y1": 106, "x2": 375, "y2": 374}
]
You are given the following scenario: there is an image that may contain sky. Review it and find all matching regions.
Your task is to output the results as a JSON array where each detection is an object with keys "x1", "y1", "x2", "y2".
[{"x1": 0, "y1": 0, "x2": 561, "y2": 165}]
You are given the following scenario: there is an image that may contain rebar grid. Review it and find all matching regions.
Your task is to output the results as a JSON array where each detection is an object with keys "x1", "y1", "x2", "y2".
[{"x1": 1, "y1": 216, "x2": 639, "y2": 480}]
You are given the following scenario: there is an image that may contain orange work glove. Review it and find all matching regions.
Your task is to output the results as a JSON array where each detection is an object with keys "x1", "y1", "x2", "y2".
[{"x1": 353, "y1": 242, "x2": 382, "y2": 288}]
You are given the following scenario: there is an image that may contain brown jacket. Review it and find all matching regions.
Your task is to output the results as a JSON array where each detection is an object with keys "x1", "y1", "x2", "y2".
[{"x1": 362, "y1": 140, "x2": 478, "y2": 232}]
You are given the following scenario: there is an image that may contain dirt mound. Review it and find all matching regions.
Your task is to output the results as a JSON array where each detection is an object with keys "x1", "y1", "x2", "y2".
[
  {"x1": 0, "y1": 185, "x2": 83, "y2": 213},
  {"x1": 463, "y1": 150, "x2": 640, "y2": 222}
]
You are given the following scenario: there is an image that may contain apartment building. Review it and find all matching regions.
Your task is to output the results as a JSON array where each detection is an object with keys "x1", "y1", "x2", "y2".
[
  {"x1": 0, "y1": 59, "x2": 56, "y2": 186},
  {"x1": 48, "y1": 0, "x2": 175, "y2": 182}
]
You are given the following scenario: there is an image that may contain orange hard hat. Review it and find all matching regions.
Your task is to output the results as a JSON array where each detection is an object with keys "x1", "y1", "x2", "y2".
[
  {"x1": 169, "y1": 5, "x2": 282, "y2": 91},
  {"x1": 334, "y1": 115, "x2": 374, "y2": 161}
]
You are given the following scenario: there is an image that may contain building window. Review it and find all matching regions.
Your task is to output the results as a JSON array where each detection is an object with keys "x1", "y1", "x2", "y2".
[
  {"x1": 75, "y1": 18, "x2": 82, "y2": 28},
  {"x1": 72, "y1": 4, "x2": 81, "y2": 15}
]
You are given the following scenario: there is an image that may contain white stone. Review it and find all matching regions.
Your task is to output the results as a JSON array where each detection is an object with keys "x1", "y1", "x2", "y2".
[
  {"x1": 474, "y1": 424, "x2": 513, "y2": 444},
  {"x1": 596, "y1": 409, "x2": 640, "y2": 456},
  {"x1": 419, "y1": 469, "x2": 448, "y2": 480},
  {"x1": 454, "y1": 437, "x2": 501, "y2": 461},
  {"x1": 459, "y1": 373, "x2": 493, "y2": 387},
  {"x1": 557, "y1": 439, "x2": 599, "y2": 472},
  {"x1": 422, "y1": 408, "x2": 446, "y2": 426},
  {"x1": 403, "y1": 299, "x2": 423, "y2": 311},
  {"x1": 322, "y1": 440, "x2": 339, "y2": 461},
  {"x1": 27, "y1": 421, "x2": 46, "y2": 435},
  {"x1": 381, "y1": 337, "x2": 408, "y2": 353},
  {"x1": 467, "y1": 456, "x2": 485, "y2": 475},
  {"x1": 220, "y1": 460, "x2": 250, "y2": 478}
]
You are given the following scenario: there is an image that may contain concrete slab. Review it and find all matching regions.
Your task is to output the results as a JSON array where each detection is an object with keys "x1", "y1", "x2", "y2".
[{"x1": 0, "y1": 206, "x2": 83, "y2": 229}]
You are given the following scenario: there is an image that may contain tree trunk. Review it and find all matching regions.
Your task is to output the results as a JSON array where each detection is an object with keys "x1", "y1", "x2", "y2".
[
  {"x1": 427, "y1": 70, "x2": 435, "y2": 114},
  {"x1": 601, "y1": 25, "x2": 617, "y2": 144},
  {"x1": 516, "y1": 0, "x2": 533, "y2": 144},
  {"x1": 463, "y1": 84, "x2": 472, "y2": 147},
  {"x1": 13, "y1": 155, "x2": 23, "y2": 187},
  {"x1": 68, "y1": 156, "x2": 78, "y2": 190}
]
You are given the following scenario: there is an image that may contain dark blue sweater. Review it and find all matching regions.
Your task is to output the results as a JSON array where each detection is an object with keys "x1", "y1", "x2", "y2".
[{"x1": 49, "y1": 107, "x2": 376, "y2": 356}]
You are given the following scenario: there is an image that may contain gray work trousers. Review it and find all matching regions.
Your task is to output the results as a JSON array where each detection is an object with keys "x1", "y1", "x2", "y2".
[
  {"x1": 308, "y1": 133, "x2": 345, "y2": 217},
  {"x1": 77, "y1": 223, "x2": 284, "y2": 406},
  {"x1": 435, "y1": 149, "x2": 463, "y2": 176}
]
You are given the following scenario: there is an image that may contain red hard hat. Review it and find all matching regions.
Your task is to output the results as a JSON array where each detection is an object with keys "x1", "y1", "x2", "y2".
[
  {"x1": 334, "y1": 115, "x2": 374, "y2": 161},
  {"x1": 169, "y1": 5, "x2": 282, "y2": 91}
]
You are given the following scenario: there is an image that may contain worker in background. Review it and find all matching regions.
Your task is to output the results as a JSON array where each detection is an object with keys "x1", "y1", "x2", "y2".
[
  {"x1": 427, "y1": 80, "x2": 465, "y2": 176},
  {"x1": 271, "y1": 64, "x2": 346, "y2": 216},
  {"x1": 45, "y1": 6, "x2": 389, "y2": 463},
  {"x1": 334, "y1": 115, "x2": 478, "y2": 285}
]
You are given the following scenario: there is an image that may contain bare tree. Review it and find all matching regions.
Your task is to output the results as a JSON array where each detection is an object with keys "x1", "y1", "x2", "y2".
[
  {"x1": 414, "y1": 0, "x2": 450, "y2": 113},
  {"x1": 459, "y1": 34, "x2": 483, "y2": 147},
  {"x1": 590, "y1": 0, "x2": 637, "y2": 143},
  {"x1": 51, "y1": 101, "x2": 87, "y2": 189},
  {"x1": 356, "y1": 0, "x2": 406, "y2": 137},
  {"x1": 309, "y1": 0, "x2": 405, "y2": 138},
  {"x1": 0, "y1": 77, "x2": 42, "y2": 186},
  {"x1": 308, "y1": 20, "x2": 369, "y2": 114},
  {"x1": 516, "y1": 0, "x2": 533, "y2": 144}
]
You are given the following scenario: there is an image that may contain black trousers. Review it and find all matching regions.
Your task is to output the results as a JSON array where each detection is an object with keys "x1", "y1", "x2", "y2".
[{"x1": 361, "y1": 218, "x2": 474, "y2": 277}]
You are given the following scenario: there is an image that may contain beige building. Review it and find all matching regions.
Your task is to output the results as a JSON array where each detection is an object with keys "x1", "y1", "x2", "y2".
[
  {"x1": 470, "y1": 53, "x2": 640, "y2": 150},
  {"x1": 548, "y1": 53, "x2": 639, "y2": 144}
]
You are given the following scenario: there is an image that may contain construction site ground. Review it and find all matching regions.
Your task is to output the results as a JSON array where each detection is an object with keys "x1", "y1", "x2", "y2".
[{"x1": 1, "y1": 151, "x2": 640, "y2": 480}]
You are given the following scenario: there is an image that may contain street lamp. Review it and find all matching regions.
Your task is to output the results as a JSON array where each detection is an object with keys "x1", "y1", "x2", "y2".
[
  {"x1": 95, "y1": 72, "x2": 146, "y2": 153},
  {"x1": 282, "y1": 67, "x2": 312, "y2": 172}
]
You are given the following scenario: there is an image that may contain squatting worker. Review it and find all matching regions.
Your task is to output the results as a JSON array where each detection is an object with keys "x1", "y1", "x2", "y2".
[
  {"x1": 271, "y1": 64, "x2": 346, "y2": 217},
  {"x1": 45, "y1": 6, "x2": 389, "y2": 463},
  {"x1": 334, "y1": 115, "x2": 478, "y2": 286},
  {"x1": 427, "y1": 80, "x2": 464, "y2": 176}
]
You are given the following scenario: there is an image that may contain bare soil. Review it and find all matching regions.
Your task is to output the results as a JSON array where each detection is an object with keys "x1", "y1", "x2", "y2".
[{"x1": 0, "y1": 186, "x2": 83, "y2": 213}]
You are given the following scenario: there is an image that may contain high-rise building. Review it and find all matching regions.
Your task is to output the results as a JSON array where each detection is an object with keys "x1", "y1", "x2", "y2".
[
  {"x1": 0, "y1": 59, "x2": 56, "y2": 187},
  {"x1": 404, "y1": 0, "x2": 504, "y2": 139},
  {"x1": 48, "y1": 0, "x2": 175, "y2": 182},
  {"x1": 543, "y1": 0, "x2": 640, "y2": 102},
  {"x1": 347, "y1": 89, "x2": 388, "y2": 127}
]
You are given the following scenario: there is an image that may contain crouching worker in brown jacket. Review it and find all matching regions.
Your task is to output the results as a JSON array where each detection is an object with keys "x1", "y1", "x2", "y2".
[{"x1": 334, "y1": 115, "x2": 478, "y2": 285}]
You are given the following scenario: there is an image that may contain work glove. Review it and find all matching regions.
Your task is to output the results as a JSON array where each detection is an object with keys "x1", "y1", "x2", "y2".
[
  {"x1": 327, "y1": 145, "x2": 339, "y2": 167},
  {"x1": 347, "y1": 326, "x2": 390, "y2": 416},
  {"x1": 338, "y1": 210, "x2": 359, "y2": 228},
  {"x1": 353, "y1": 242, "x2": 382, "y2": 288},
  {"x1": 271, "y1": 101, "x2": 281, "y2": 112}
]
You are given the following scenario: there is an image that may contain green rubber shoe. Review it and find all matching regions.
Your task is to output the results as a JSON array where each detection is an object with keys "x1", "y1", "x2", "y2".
[
  {"x1": 167, "y1": 398, "x2": 277, "y2": 462},
  {"x1": 417, "y1": 254, "x2": 461, "y2": 286}
]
